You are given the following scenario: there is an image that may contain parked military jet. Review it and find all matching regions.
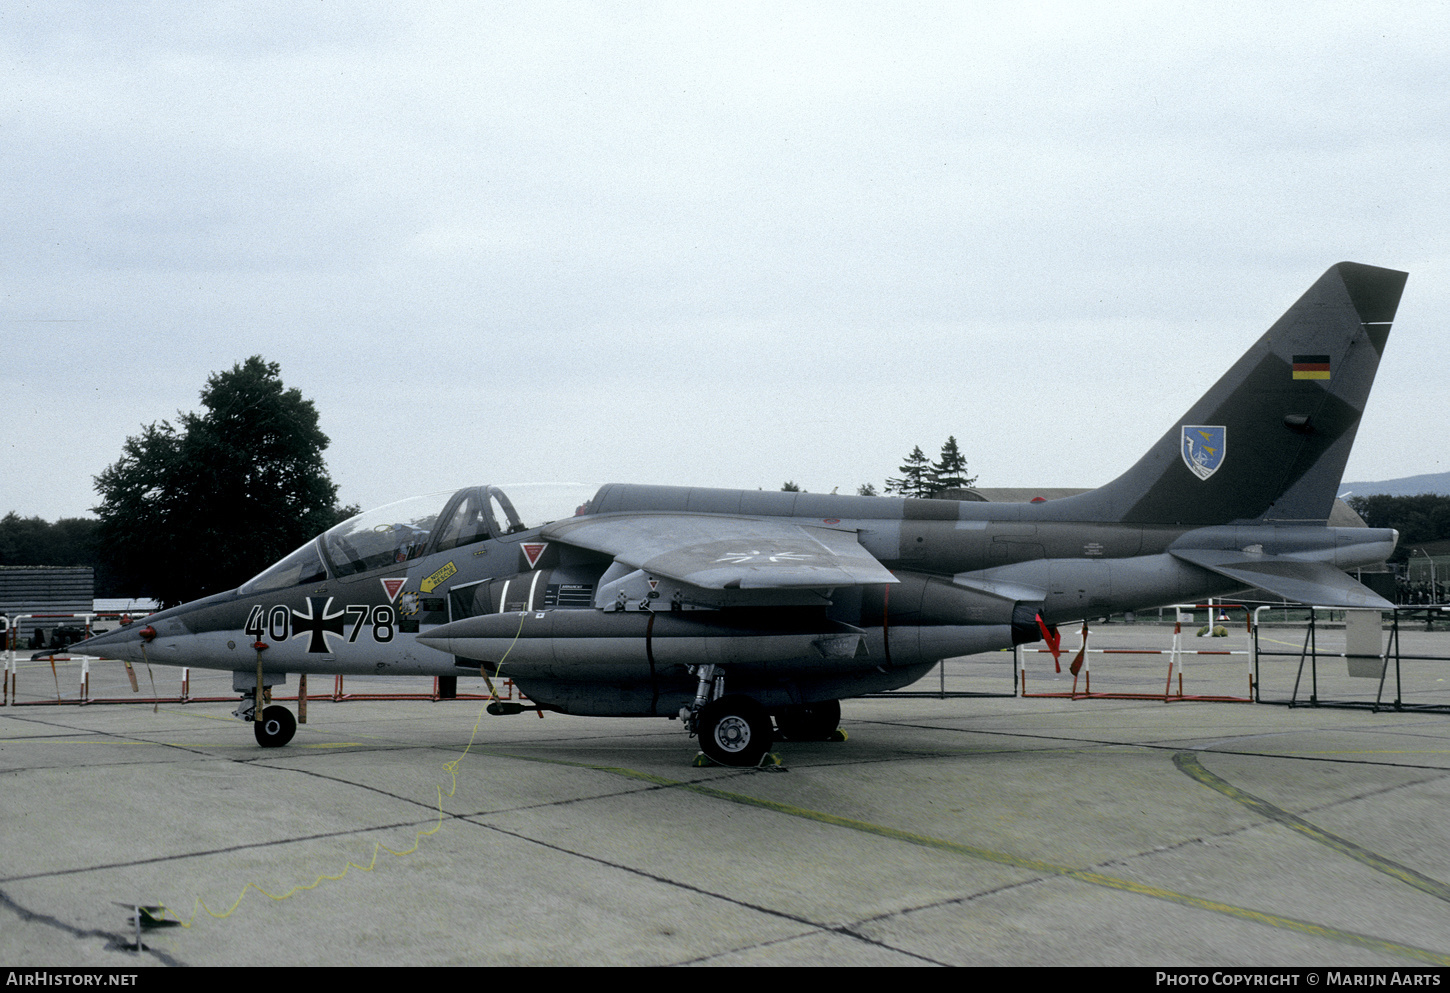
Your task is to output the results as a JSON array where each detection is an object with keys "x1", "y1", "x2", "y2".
[{"x1": 65, "y1": 262, "x2": 1406, "y2": 765}]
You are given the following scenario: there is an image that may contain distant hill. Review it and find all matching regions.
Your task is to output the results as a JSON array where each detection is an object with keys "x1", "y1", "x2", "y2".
[{"x1": 1339, "y1": 472, "x2": 1450, "y2": 499}]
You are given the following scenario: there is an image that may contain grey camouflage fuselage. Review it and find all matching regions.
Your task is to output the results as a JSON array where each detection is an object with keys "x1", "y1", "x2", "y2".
[{"x1": 70, "y1": 262, "x2": 1406, "y2": 725}]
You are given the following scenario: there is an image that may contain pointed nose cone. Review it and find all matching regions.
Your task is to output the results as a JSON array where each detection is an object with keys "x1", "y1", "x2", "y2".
[
  {"x1": 53, "y1": 623, "x2": 153, "y2": 664},
  {"x1": 50, "y1": 589, "x2": 245, "y2": 667}
]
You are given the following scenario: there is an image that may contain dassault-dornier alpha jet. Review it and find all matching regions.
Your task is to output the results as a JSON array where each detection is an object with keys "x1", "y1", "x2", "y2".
[{"x1": 67, "y1": 262, "x2": 1407, "y2": 765}]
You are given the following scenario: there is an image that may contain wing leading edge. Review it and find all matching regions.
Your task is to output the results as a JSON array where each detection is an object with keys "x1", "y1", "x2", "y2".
[{"x1": 541, "y1": 513, "x2": 897, "y2": 590}]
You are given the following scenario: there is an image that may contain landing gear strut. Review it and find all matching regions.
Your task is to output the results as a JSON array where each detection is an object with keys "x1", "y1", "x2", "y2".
[
  {"x1": 231, "y1": 667, "x2": 296, "y2": 748},
  {"x1": 682, "y1": 664, "x2": 774, "y2": 767}
]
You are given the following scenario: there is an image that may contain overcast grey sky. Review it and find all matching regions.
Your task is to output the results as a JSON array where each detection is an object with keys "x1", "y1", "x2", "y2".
[{"x1": 3, "y1": 1, "x2": 1446, "y2": 520}]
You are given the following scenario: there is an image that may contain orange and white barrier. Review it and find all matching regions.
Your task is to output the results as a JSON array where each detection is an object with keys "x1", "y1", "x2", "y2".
[{"x1": 1017, "y1": 604, "x2": 1254, "y2": 702}]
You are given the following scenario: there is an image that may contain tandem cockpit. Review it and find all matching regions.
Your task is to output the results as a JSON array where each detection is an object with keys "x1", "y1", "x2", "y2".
[{"x1": 239, "y1": 483, "x2": 601, "y2": 594}]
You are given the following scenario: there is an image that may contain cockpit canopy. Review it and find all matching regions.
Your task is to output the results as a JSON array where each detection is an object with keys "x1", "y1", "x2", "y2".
[{"x1": 239, "y1": 483, "x2": 599, "y2": 594}]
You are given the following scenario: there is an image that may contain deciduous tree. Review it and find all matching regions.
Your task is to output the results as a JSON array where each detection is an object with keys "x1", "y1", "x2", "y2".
[
  {"x1": 94, "y1": 357, "x2": 344, "y2": 606},
  {"x1": 1347, "y1": 493, "x2": 1450, "y2": 561}
]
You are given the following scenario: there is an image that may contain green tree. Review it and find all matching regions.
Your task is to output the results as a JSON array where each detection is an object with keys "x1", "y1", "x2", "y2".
[
  {"x1": 885, "y1": 446, "x2": 935, "y2": 499},
  {"x1": 94, "y1": 357, "x2": 343, "y2": 606},
  {"x1": 780, "y1": 481, "x2": 802, "y2": 492},
  {"x1": 1347, "y1": 494, "x2": 1450, "y2": 561},
  {"x1": 0, "y1": 513, "x2": 102, "y2": 572},
  {"x1": 932, "y1": 436, "x2": 977, "y2": 492}
]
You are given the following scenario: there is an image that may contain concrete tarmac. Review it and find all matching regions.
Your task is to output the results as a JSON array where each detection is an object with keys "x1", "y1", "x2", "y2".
[{"x1": 3, "y1": 632, "x2": 1450, "y2": 967}]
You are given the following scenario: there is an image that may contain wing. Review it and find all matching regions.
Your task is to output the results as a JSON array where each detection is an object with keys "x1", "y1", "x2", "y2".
[
  {"x1": 541, "y1": 512, "x2": 897, "y2": 590},
  {"x1": 1170, "y1": 547, "x2": 1393, "y2": 610}
]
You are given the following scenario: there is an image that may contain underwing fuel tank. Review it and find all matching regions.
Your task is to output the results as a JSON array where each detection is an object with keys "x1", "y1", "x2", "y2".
[{"x1": 420, "y1": 609, "x2": 870, "y2": 675}]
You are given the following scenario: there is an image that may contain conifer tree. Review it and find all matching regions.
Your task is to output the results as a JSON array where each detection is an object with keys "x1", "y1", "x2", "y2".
[
  {"x1": 885, "y1": 446, "x2": 935, "y2": 499},
  {"x1": 932, "y1": 436, "x2": 977, "y2": 492}
]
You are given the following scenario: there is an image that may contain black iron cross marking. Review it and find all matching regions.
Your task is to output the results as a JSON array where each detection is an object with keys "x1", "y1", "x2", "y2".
[{"x1": 291, "y1": 596, "x2": 346, "y2": 653}]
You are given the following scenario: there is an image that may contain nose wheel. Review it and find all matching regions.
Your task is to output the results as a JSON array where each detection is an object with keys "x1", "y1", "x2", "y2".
[{"x1": 253, "y1": 706, "x2": 297, "y2": 748}]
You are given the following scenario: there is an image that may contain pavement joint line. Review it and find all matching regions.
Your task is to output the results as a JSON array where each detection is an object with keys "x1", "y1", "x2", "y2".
[
  {"x1": 1288, "y1": 749, "x2": 1450, "y2": 755},
  {"x1": 0, "y1": 752, "x2": 679, "y2": 889},
  {"x1": 145, "y1": 694, "x2": 611, "y2": 927},
  {"x1": 853, "y1": 717, "x2": 1450, "y2": 772},
  {"x1": 778, "y1": 726, "x2": 1450, "y2": 884},
  {"x1": 154, "y1": 729, "x2": 490, "y2": 927},
  {"x1": 489, "y1": 750, "x2": 1450, "y2": 966},
  {"x1": 1169, "y1": 748, "x2": 1450, "y2": 773},
  {"x1": 1174, "y1": 751, "x2": 1450, "y2": 904},
  {"x1": 0, "y1": 811, "x2": 450, "y2": 886},
  {"x1": 847, "y1": 864, "x2": 1082, "y2": 930},
  {"x1": 8, "y1": 699, "x2": 1450, "y2": 962},
  {"x1": 474, "y1": 821, "x2": 951, "y2": 967},
  {"x1": 671, "y1": 927, "x2": 914, "y2": 966},
  {"x1": 0, "y1": 714, "x2": 231, "y2": 760},
  {"x1": 277, "y1": 756, "x2": 690, "y2": 819}
]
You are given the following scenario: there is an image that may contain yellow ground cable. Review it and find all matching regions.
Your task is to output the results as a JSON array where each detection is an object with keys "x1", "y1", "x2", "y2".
[{"x1": 156, "y1": 610, "x2": 530, "y2": 928}]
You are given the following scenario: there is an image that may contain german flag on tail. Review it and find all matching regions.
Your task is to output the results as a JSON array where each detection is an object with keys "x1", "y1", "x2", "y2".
[{"x1": 1292, "y1": 354, "x2": 1331, "y2": 380}]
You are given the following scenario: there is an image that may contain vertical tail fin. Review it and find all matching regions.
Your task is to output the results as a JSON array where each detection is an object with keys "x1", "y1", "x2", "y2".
[{"x1": 1071, "y1": 262, "x2": 1407, "y2": 526}]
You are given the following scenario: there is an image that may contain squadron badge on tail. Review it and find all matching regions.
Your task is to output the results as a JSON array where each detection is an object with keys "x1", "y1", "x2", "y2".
[{"x1": 1181, "y1": 425, "x2": 1226, "y2": 481}]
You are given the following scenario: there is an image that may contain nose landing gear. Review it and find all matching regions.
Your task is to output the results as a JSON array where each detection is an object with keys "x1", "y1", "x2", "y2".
[
  {"x1": 232, "y1": 696, "x2": 298, "y2": 747},
  {"x1": 253, "y1": 705, "x2": 297, "y2": 747},
  {"x1": 231, "y1": 666, "x2": 297, "y2": 748}
]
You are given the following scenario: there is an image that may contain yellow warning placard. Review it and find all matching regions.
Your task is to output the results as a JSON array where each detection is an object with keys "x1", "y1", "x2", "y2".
[{"x1": 421, "y1": 561, "x2": 457, "y2": 593}]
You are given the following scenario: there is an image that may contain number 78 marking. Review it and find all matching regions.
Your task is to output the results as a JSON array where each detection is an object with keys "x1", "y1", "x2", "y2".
[{"x1": 345, "y1": 605, "x2": 370, "y2": 642}]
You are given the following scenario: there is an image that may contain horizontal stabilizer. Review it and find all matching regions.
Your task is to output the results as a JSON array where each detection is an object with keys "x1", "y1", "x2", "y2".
[{"x1": 1170, "y1": 547, "x2": 1392, "y2": 610}]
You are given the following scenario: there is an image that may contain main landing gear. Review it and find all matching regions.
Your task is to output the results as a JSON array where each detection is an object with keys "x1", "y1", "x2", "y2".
[
  {"x1": 683, "y1": 666, "x2": 843, "y2": 766},
  {"x1": 696, "y1": 695, "x2": 773, "y2": 767},
  {"x1": 684, "y1": 664, "x2": 773, "y2": 767}
]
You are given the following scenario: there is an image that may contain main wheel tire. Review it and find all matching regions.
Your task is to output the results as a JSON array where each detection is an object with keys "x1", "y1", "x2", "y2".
[
  {"x1": 697, "y1": 695, "x2": 772, "y2": 767},
  {"x1": 254, "y1": 705, "x2": 297, "y2": 747},
  {"x1": 775, "y1": 700, "x2": 841, "y2": 741}
]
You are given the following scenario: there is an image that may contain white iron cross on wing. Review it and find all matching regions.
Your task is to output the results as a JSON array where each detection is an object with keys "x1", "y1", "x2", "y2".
[{"x1": 713, "y1": 550, "x2": 814, "y2": 564}]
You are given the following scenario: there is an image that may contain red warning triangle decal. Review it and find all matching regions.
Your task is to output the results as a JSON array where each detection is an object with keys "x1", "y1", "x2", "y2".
[
  {"x1": 380, "y1": 578, "x2": 406, "y2": 603},
  {"x1": 521, "y1": 542, "x2": 549, "y2": 569},
  {"x1": 648, "y1": 578, "x2": 659, "y2": 591}
]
